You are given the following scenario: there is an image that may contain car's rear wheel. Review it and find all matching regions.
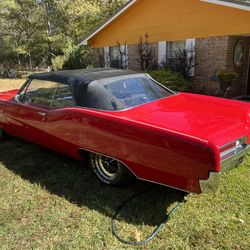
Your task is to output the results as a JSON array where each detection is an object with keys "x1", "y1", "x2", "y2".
[{"x1": 89, "y1": 153, "x2": 133, "y2": 186}]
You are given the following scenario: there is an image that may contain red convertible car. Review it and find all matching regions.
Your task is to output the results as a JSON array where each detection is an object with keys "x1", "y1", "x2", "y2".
[{"x1": 0, "y1": 68, "x2": 249, "y2": 193}]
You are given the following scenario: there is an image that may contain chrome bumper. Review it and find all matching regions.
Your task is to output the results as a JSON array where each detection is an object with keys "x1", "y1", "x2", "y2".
[{"x1": 199, "y1": 145, "x2": 250, "y2": 193}]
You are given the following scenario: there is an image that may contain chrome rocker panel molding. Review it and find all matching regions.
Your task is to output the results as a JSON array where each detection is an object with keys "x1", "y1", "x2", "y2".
[{"x1": 199, "y1": 145, "x2": 250, "y2": 193}]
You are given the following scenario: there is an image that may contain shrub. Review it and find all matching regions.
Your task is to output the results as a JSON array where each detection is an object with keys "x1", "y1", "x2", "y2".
[
  {"x1": 51, "y1": 46, "x2": 93, "y2": 71},
  {"x1": 51, "y1": 56, "x2": 66, "y2": 71},
  {"x1": 110, "y1": 41, "x2": 128, "y2": 69},
  {"x1": 149, "y1": 69, "x2": 192, "y2": 92},
  {"x1": 0, "y1": 69, "x2": 9, "y2": 78},
  {"x1": 0, "y1": 69, "x2": 19, "y2": 78},
  {"x1": 136, "y1": 33, "x2": 157, "y2": 71},
  {"x1": 216, "y1": 70, "x2": 238, "y2": 84},
  {"x1": 63, "y1": 46, "x2": 92, "y2": 70},
  {"x1": 164, "y1": 47, "x2": 197, "y2": 80}
]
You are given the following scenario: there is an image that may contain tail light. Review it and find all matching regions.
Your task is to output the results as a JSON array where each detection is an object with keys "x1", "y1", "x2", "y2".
[{"x1": 220, "y1": 137, "x2": 248, "y2": 161}]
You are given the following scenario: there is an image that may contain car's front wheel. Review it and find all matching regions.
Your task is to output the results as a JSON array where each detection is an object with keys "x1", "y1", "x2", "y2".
[{"x1": 89, "y1": 153, "x2": 134, "y2": 186}]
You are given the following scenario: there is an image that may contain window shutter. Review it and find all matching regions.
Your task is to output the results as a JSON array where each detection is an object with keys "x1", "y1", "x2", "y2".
[
  {"x1": 185, "y1": 39, "x2": 196, "y2": 77},
  {"x1": 104, "y1": 47, "x2": 110, "y2": 68},
  {"x1": 121, "y1": 45, "x2": 128, "y2": 69},
  {"x1": 158, "y1": 41, "x2": 167, "y2": 66},
  {"x1": 185, "y1": 39, "x2": 195, "y2": 50}
]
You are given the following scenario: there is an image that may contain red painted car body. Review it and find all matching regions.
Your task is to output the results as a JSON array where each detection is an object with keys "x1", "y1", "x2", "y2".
[{"x1": 0, "y1": 70, "x2": 249, "y2": 193}]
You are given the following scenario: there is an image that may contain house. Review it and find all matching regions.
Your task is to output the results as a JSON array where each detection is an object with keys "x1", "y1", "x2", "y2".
[{"x1": 80, "y1": 0, "x2": 250, "y2": 96}]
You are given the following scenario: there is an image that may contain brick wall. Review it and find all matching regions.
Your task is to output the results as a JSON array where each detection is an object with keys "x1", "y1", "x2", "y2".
[
  {"x1": 194, "y1": 36, "x2": 230, "y2": 95},
  {"x1": 93, "y1": 48, "x2": 104, "y2": 68},
  {"x1": 194, "y1": 35, "x2": 250, "y2": 96},
  {"x1": 93, "y1": 43, "x2": 159, "y2": 70},
  {"x1": 93, "y1": 37, "x2": 250, "y2": 97},
  {"x1": 127, "y1": 44, "x2": 138, "y2": 69}
]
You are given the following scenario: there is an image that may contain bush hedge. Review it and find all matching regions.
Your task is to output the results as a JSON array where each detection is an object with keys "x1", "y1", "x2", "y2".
[{"x1": 148, "y1": 69, "x2": 192, "y2": 92}]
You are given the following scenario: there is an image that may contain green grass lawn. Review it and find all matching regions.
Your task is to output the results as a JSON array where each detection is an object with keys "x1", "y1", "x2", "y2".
[
  {"x1": 0, "y1": 78, "x2": 249, "y2": 249},
  {"x1": 0, "y1": 78, "x2": 25, "y2": 92},
  {"x1": 0, "y1": 138, "x2": 249, "y2": 249}
]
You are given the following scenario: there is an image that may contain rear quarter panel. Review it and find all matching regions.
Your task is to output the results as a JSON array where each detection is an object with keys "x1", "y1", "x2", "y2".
[{"x1": 48, "y1": 108, "x2": 217, "y2": 193}]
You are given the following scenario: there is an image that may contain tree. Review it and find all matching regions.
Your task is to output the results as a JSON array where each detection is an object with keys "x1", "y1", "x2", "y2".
[
  {"x1": 136, "y1": 33, "x2": 157, "y2": 71},
  {"x1": 0, "y1": 0, "x2": 49, "y2": 67},
  {"x1": 0, "y1": 0, "x2": 129, "y2": 69}
]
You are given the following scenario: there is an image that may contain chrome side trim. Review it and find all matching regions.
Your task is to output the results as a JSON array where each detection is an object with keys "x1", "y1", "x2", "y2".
[
  {"x1": 199, "y1": 145, "x2": 250, "y2": 193},
  {"x1": 37, "y1": 112, "x2": 46, "y2": 117}
]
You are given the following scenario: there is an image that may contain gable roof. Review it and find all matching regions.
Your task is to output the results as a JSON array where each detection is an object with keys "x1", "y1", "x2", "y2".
[
  {"x1": 201, "y1": 0, "x2": 250, "y2": 10},
  {"x1": 80, "y1": 0, "x2": 250, "y2": 46},
  {"x1": 79, "y1": 0, "x2": 136, "y2": 46}
]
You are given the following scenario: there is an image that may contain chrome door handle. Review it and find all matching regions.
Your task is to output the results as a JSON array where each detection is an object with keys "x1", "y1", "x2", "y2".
[{"x1": 37, "y1": 112, "x2": 46, "y2": 117}]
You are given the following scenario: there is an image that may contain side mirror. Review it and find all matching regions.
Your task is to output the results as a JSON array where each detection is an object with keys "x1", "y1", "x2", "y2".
[{"x1": 14, "y1": 94, "x2": 20, "y2": 103}]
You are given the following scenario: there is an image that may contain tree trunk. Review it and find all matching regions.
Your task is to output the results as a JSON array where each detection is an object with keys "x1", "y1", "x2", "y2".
[{"x1": 17, "y1": 54, "x2": 21, "y2": 68}]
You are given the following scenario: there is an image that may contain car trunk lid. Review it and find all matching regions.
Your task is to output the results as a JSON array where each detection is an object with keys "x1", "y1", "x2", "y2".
[{"x1": 114, "y1": 93, "x2": 250, "y2": 146}]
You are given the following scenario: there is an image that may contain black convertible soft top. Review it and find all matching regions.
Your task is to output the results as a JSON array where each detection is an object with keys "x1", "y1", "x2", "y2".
[
  {"x1": 28, "y1": 68, "x2": 142, "y2": 111},
  {"x1": 28, "y1": 68, "x2": 173, "y2": 111},
  {"x1": 29, "y1": 68, "x2": 138, "y2": 85}
]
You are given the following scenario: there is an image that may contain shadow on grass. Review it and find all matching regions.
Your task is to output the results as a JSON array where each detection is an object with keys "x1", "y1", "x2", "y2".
[{"x1": 0, "y1": 138, "x2": 186, "y2": 227}]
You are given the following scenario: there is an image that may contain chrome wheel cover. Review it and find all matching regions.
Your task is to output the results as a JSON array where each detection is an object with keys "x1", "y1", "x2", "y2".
[{"x1": 94, "y1": 155, "x2": 119, "y2": 181}]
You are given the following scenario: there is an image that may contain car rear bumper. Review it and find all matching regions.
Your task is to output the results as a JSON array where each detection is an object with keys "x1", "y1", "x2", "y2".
[{"x1": 199, "y1": 145, "x2": 250, "y2": 193}]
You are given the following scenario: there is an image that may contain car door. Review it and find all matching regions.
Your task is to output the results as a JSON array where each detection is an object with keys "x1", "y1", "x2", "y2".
[
  {"x1": 12, "y1": 79, "x2": 58, "y2": 147},
  {"x1": 46, "y1": 83, "x2": 79, "y2": 158}
]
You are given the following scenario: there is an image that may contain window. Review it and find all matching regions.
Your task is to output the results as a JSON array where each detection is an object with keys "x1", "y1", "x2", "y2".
[
  {"x1": 110, "y1": 47, "x2": 119, "y2": 61},
  {"x1": 100, "y1": 75, "x2": 174, "y2": 110},
  {"x1": 51, "y1": 84, "x2": 75, "y2": 108},
  {"x1": 159, "y1": 39, "x2": 195, "y2": 77},
  {"x1": 158, "y1": 41, "x2": 167, "y2": 66},
  {"x1": 159, "y1": 40, "x2": 196, "y2": 62},
  {"x1": 158, "y1": 40, "x2": 186, "y2": 66},
  {"x1": 167, "y1": 40, "x2": 186, "y2": 58},
  {"x1": 22, "y1": 79, "x2": 57, "y2": 107},
  {"x1": 104, "y1": 45, "x2": 128, "y2": 69},
  {"x1": 21, "y1": 80, "x2": 75, "y2": 108}
]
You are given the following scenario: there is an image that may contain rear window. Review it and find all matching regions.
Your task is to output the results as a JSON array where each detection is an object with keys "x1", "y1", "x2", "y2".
[{"x1": 101, "y1": 76, "x2": 173, "y2": 109}]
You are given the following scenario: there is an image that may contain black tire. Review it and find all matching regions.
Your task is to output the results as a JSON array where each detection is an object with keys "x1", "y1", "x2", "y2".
[{"x1": 89, "y1": 152, "x2": 134, "y2": 186}]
